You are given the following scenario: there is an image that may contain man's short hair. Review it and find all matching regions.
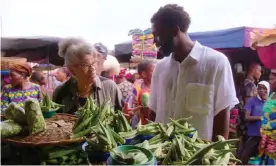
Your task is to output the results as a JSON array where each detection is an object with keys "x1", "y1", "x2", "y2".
[
  {"x1": 151, "y1": 4, "x2": 191, "y2": 33},
  {"x1": 137, "y1": 59, "x2": 156, "y2": 74}
]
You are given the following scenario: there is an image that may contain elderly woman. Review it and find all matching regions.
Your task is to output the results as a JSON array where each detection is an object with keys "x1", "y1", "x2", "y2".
[
  {"x1": 52, "y1": 38, "x2": 122, "y2": 114},
  {"x1": 100, "y1": 55, "x2": 120, "y2": 80},
  {"x1": 1, "y1": 64, "x2": 41, "y2": 110}
]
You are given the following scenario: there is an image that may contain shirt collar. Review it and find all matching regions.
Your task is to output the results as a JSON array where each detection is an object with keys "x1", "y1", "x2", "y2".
[
  {"x1": 94, "y1": 76, "x2": 102, "y2": 90},
  {"x1": 170, "y1": 41, "x2": 204, "y2": 65},
  {"x1": 189, "y1": 41, "x2": 204, "y2": 62}
]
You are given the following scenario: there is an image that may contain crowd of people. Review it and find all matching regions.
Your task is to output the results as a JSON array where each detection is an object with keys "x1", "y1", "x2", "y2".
[{"x1": 1, "y1": 4, "x2": 275, "y2": 165}]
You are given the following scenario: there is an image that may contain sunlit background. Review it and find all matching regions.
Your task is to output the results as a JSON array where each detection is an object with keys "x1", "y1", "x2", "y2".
[{"x1": 1, "y1": 0, "x2": 276, "y2": 49}]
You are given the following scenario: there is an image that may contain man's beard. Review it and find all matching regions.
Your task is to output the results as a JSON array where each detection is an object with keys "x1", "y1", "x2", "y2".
[{"x1": 160, "y1": 38, "x2": 174, "y2": 56}]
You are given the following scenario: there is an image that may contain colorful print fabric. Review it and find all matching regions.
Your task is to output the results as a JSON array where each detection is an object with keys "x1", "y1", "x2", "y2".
[
  {"x1": 1, "y1": 83, "x2": 41, "y2": 110},
  {"x1": 259, "y1": 92, "x2": 276, "y2": 163},
  {"x1": 118, "y1": 80, "x2": 133, "y2": 101}
]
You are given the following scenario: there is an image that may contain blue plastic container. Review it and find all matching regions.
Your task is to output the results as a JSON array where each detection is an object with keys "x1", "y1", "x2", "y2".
[
  {"x1": 125, "y1": 138, "x2": 133, "y2": 145},
  {"x1": 42, "y1": 110, "x2": 56, "y2": 118},
  {"x1": 82, "y1": 142, "x2": 110, "y2": 162}
]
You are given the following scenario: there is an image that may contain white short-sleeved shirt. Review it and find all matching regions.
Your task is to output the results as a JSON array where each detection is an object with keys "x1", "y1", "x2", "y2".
[{"x1": 148, "y1": 41, "x2": 239, "y2": 140}]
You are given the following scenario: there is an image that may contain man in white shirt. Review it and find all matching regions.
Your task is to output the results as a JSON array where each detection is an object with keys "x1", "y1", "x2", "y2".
[{"x1": 148, "y1": 4, "x2": 239, "y2": 141}]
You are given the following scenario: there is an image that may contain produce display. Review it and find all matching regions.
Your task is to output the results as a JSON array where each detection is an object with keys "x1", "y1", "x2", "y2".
[
  {"x1": 71, "y1": 97, "x2": 241, "y2": 165},
  {"x1": 1, "y1": 95, "x2": 241, "y2": 165},
  {"x1": 25, "y1": 98, "x2": 46, "y2": 135},
  {"x1": 40, "y1": 144, "x2": 86, "y2": 165},
  {"x1": 1, "y1": 98, "x2": 46, "y2": 138},
  {"x1": 40, "y1": 93, "x2": 64, "y2": 112},
  {"x1": 111, "y1": 147, "x2": 151, "y2": 165},
  {"x1": 4, "y1": 102, "x2": 27, "y2": 125},
  {"x1": 1, "y1": 120, "x2": 23, "y2": 138}
]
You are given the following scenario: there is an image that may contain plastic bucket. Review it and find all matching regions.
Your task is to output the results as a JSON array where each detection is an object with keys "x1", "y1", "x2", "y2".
[
  {"x1": 110, "y1": 145, "x2": 155, "y2": 165},
  {"x1": 42, "y1": 110, "x2": 56, "y2": 118}
]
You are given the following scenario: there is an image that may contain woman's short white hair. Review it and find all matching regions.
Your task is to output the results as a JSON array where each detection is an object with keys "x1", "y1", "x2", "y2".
[
  {"x1": 103, "y1": 55, "x2": 120, "y2": 75},
  {"x1": 58, "y1": 37, "x2": 98, "y2": 66}
]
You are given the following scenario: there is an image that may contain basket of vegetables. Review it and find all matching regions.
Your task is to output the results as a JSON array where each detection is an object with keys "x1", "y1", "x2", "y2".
[{"x1": 40, "y1": 93, "x2": 64, "y2": 118}]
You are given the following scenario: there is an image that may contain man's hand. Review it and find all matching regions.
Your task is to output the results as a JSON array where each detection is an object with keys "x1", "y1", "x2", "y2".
[{"x1": 213, "y1": 108, "x2": 230, "y2": 141}]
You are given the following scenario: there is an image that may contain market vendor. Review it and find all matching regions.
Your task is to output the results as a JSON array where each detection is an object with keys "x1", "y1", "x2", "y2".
[
  {"x1": 148, "y1": 4, "x2": 239, "y2": 141},
  {"x1": 52, "y1": 37, "x2": 122, "y2": 114},
  {"x1": 1, "y1": 64, "x2": 41, "y2": 110}
]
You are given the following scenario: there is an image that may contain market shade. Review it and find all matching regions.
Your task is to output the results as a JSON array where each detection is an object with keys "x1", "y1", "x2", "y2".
[
  {"x1": 1, "y1": 37, "x2": 62, "y2": 50},
  {"x1": 250, "y1": 28, "x2": 276, "y2": 69},
  {"x1": 114, "y1": 26, "x2": 271, "y2": 56},
  {"x1": 1, "y1": 37, "x2": 64, "y2": 66}
]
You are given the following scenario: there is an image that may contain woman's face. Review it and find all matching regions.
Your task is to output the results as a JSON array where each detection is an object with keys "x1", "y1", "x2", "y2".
[
  {"x1": 141, "y1": 64, "x2": 155, "y2": 82},
  {"x1": 257, "y1": 84, "x2": 268, "y2": 98},
  {"x1": 68, "y1": 54, "x2": 97, "y2": 84},
  {"x1": 269, "y1": 71, "x2": 276, "y2": 91},
  {"x1": 10, "y1": 71, "x2": 25, "y2": 86}
]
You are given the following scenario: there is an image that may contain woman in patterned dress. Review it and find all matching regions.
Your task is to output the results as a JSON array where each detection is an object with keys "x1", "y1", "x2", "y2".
[
  {"x1": 116, "y1": 69, "x2": 133, "y2": 102},
  {"x1": 1, "y1": 64, "x2": 41, "y2": 110},
  {"x1": 259, "y1": 69, "x2": 276, "y2": 165}
]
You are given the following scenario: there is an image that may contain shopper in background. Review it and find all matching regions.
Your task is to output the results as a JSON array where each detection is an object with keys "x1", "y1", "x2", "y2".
[
  {"x1": 240, "y1": 81, "x2": 269, "y2": 164},
  {"x1": 30, "y1": 71, "x2": 47, "y2": 86},
  {"x1": 116, "y1": 69, "x2": 133, "y2": 102},
  {"x1": 1, "y1": 64, "x2": 41, "y2": 109},
  {"x1": 243, "y1": 63, "x2": 262, "y2": 104},
  {"x1": 54, "y1": 67, "x2": 71, "y2": 88},
  {"x1": 94, "y1": 42, "x2": 108, "y2": 75},
  {"x1": 53, "y1": 37, "x2": 122, "y2": 114},
  {"x1": 100, "y1": 55, "x2": 121, "y2": 80},
  {"x1": 259, "y1": 69, "x2": 276, "y2": 165},
  {"x1": 126, "y1": 59, "x2": 156, "y2": 127}
]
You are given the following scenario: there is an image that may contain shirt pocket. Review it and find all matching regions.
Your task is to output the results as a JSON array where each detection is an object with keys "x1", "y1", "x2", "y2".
[{"x1": 184, "y1": 83, "x2": 214, "y2": 115}]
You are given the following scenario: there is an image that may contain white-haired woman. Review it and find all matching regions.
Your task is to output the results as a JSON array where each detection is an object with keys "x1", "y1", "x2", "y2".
[
  {"x1": 100, "y1": 55, "x2": 120, "y2": 80},
  {"x1": 53, "y1": 37, "x2": 122, "y2": 114}
]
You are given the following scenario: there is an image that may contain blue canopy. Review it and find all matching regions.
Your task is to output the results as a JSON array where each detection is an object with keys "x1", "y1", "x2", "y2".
[
  {"x1": 189, "y1": 27, "x2": 245, "y2": 48},
  {"x1": 115, "y1": 27, "x2": 249, "y2": 56}
]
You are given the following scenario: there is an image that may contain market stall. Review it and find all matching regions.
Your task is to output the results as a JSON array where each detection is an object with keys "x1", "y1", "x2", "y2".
[
  {"x1": 249, "y1": 28, "x2": 276, "y2": 69},
  {"x1": 1, "y1": 37, "x2": 64, "y2": 97},
  {"x1": 1, "y1": 94, "x2": 240, "y2": 165}
]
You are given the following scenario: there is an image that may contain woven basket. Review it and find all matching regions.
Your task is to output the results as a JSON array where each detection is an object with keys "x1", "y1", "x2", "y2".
[
  {"x1": 2, "y1": 113, "x2": 84, "y2": 147},
  {"x1": 1, "y1": 57, "x2": 27, "y2": 70}
]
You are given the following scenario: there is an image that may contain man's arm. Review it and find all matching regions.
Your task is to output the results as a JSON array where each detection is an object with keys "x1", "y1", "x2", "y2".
[
  {"x1": 213, "y1": 55, "x2": 239, "y2": 141},
  {"x1": 244, "y1": 99, "x2": 261, "y2": 121},
  {"x1": 148, "y1": 66, "x2": 158, "y2": 122},
  {"x1": 213, "y1": 108, "x2": 230, "y2": 141},
  {"x1": 245, "y1": 111, "x2": 261, "y2": 121},
  {"x1": 114, "y1": 85, "x2": 123, "y2": 111}
]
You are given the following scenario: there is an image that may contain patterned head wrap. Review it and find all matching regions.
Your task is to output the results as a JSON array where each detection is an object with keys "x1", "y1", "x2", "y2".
[{"x1": 10, "y1": 63, "x2": 32, "y2": 77}]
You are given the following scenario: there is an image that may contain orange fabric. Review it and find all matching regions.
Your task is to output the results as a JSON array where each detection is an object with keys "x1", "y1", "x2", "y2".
[{"x1": 10, "y1": 63, "x2": 32, "y2": 77}]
